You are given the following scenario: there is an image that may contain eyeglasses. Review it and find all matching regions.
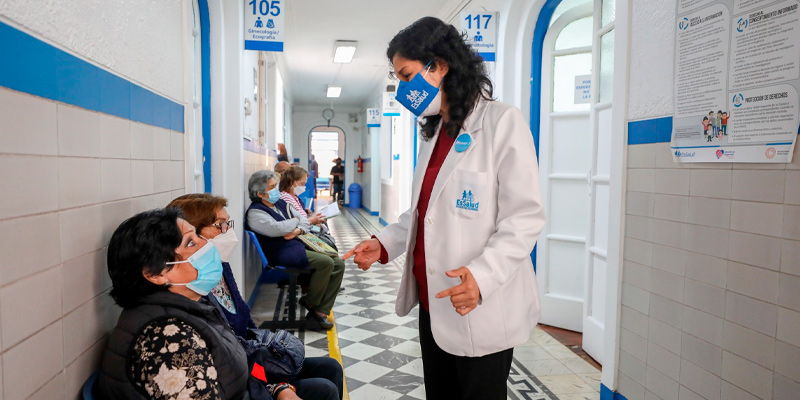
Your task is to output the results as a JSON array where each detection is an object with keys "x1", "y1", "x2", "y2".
[{"x1": 211, "y1": 220, "x2": 234, "y2": 233}]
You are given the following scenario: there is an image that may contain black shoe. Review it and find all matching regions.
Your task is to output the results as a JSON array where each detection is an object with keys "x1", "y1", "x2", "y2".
[
  {"x1": 298, "y1": 296, "x2": 314, "y2": 313},
  {"x1": 306, "y1": 312, "x2": 334, "y2": 330}
]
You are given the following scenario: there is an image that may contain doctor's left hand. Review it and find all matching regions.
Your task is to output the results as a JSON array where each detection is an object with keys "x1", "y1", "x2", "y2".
[{"x1": 436, "y1": 267, "x2": 481, "y2": 316}]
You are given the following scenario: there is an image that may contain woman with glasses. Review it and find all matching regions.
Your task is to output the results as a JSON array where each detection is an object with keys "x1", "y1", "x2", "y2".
[
  {"x1": 168, "y1": 193, "x2": 344, "y2": 400},
  {"x1": 167, "y1": 193, "x2": 254, "y2": 337}
]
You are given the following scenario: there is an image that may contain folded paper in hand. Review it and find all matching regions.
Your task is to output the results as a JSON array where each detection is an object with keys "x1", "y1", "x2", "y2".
[{"x1": 319, "y1": 203, "x2": 340, "y2": 219}]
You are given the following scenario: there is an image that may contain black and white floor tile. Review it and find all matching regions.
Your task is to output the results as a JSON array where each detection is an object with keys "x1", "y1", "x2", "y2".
[{"x1": 250, "y1": 204, "x2": 601, "y2": 400}]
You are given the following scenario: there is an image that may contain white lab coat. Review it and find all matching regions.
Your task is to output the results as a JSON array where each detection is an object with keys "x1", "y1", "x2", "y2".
[{"x1": 376, "y1": 97, "x2": 546, "y2": 357}]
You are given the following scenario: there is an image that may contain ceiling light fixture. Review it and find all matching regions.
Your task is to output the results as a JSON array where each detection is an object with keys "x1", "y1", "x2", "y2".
[
  {"x1": 327, "y1": 86, "x2": 341, "y2": 98},
  {"x1": 333, "y1": 40, "x2": 357, "y2": 63}
]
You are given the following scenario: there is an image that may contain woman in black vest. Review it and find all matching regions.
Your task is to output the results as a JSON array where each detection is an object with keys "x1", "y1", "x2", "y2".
[
  {"x1": 96, "y1": 208, "x2": 302, "y2": 399},
  {"x1": 245, "y1": 170, "x2": 345, "y2": 331}
]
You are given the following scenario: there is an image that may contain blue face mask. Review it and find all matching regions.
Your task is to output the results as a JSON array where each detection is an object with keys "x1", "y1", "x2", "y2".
[
  {"x1": 166, "y1": 241, "x2": 223, "y2": 296},
  {"x1": 267, "y1": 187, "x2": 281, "y2": 204},
  {"x1": 396, "y1": 61, "x2": 442, "y2": 117}
]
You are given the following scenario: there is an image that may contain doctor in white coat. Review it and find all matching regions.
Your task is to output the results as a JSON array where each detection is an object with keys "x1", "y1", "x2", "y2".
[{"x1": 344, "y1": 17, "x2": 545, "y2": 399}]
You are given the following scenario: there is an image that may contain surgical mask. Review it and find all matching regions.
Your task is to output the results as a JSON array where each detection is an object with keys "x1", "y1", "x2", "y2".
[
  {"x1": 396, "y1": 61, "x2": 442, "y2": 117},
  {"x1": 266, "y1": 187, "x2": 280, "y2": 204},
  {"x1": 210, "y1": 229, "x2": 238, "y2": 262},
  {"x1": 293, "y1": 185, "x2": 306, "y2": 196},
  {"x1": 166, "y1": 241, "x2": 223, "y2": 296}
]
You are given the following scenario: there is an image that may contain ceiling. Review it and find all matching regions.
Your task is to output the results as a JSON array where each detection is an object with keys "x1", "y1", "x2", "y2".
[{"x1": 280, "y1": 0, "x2": 462, "y2": 109}]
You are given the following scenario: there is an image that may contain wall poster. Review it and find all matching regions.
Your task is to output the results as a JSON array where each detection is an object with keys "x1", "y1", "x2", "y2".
[{"x1": 672, "y1": 0, "x2": 800, "y2": 162}]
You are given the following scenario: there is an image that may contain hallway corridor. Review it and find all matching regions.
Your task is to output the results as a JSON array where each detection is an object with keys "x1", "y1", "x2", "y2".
[{"x1": 250, "y1": 208, "x2": 602, "y2": 400}]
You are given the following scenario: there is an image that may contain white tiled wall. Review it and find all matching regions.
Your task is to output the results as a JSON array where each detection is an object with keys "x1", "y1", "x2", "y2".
[
  {"x1": 0, "y1": 86, "x2": 186, "y2": 399},
  {"x1": 619, "y1": 141, "x2": 800, "y2": 400}
]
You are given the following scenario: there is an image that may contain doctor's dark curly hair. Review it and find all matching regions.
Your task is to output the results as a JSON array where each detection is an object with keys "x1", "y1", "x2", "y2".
[{"x1": 387, "y1": 16, "x2": 494, "y2": 140}]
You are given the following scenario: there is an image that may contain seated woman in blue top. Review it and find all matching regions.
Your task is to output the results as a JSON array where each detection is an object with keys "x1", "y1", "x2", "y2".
[
  {"x1": 245, "y1": 170, "x2": 345, "y2": 331},
  {"x1": 168, "y1": 193, "x2": 344, "y2": 400}
]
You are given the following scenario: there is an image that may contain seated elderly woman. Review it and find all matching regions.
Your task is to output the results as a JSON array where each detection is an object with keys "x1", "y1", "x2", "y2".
[
  {"x1": 96, "y1": 208, "x2": 252, "y2": 399},
  {"x1": 279, "y1": 166, "x2": 318, "y2": 220},
  {"x1": 168, "y1": 193, "x2": 344, "y2": 400},
  {"x1": 245, "y1": 170, "x2": 345, "y2": 330}
]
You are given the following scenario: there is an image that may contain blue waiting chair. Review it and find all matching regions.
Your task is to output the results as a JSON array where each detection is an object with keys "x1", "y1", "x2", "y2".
[
  {"x1": 82, "y1": 371, "x2": 98, "y2": 399},
  {"x1": 245, "y1": 230, "x2": 314, "y2": 330}
]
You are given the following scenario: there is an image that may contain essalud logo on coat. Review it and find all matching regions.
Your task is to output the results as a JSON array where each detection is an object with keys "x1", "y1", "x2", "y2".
[{"x1": 456, "y1": 190, "x2": 479, "y2": 211}]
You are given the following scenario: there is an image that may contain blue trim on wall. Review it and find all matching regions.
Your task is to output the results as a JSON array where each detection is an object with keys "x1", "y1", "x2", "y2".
[
  {"x1": 244, "y1": 41, "x2": 283, "y2": 52},
  {"x1": 379, "y1": 218, "x2": 389, "y2": 227},
  {"x1": 478, "y1": 52, "x2": 496, "y2": 62},
  {"x1": 627, "y1": 116, "x2": 799, "y2": 145},
  {"x1": 529, "y1": 0, "x2": 561, "y2": 272},
  {"x1": 0, "y1": 20, "x2": 184, "y2": 132},
  {"x1": 628, "y1": 117, "x2": 672, "y2": 145},
  {"x1": 600, "y1": 384, "x2": 628, "y2": 400},
  {"x1": 243, "y1": 139, "x2": 267, "y2": 154},
  {"x1": 198, "y1": 0, "x2": 212, "y2": 193},
  {"x1": 361, "y1": 205, "x2": 379, "y2": 216}
]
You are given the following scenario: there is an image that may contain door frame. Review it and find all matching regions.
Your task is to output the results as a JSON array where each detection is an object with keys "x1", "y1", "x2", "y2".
[{"x1": 536, "y1": 3, "x2": 594, "y2": 333}]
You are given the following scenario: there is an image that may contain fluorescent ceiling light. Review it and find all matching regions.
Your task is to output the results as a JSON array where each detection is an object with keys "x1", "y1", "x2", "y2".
[
  {"x1": 333, "y1": 40, "x2": 357, "y2": 63},
  {"x1": 327, "y1": 86, "x2": 341, "y2": 98}
]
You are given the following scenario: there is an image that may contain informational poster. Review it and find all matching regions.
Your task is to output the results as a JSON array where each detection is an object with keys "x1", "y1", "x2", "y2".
[
  {"x1": 244, "y1": 0, "x2": 284, "y2": 52},
  {"x1": 383, "y1": 92, "x2": 401, "y2": 117},
  {"x1": 672, "y1": 0, "x2": 799, "y2": 162},
  {"x1": 461, "y1": 11, "x2": 498, "y2": 62},
  {"x1": 366, "y1": 108, "x2": 381, "y2": 127},
  {"x1": 575, "y1": 75, "x2": 592, "y2": 104}
]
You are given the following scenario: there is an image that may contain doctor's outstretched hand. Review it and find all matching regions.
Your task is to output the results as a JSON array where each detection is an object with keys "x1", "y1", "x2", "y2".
[
  {"x1": 436, "y1": 267, "x2": 481, "y2": 316},
  {"x1": 342, "y1": 238, "x2": 382, "y2": 271}
]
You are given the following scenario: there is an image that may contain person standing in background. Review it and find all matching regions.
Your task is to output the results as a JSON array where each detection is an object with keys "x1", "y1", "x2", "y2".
[
  {"x1": 330, "y1": 158, "x2": 344, "y2": 204},
  {"x1": 309, "y1": 154, "x2": 319, "y2": 198}
]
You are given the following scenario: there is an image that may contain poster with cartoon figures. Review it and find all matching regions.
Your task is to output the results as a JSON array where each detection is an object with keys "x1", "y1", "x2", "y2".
[{"x1": 672, "y1": 0, "x2": 800, "y2": 162}]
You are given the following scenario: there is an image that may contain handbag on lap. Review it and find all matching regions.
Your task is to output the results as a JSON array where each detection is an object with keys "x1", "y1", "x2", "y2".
[{"x1": 297, "y1": 232, "x2": 338, "y2": 257}]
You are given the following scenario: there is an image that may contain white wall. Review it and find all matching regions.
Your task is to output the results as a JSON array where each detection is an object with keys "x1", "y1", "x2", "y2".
[
  {"x1": 291, "y1": 106, "x2": 364, "y2": 203},
  {"x1": 0, "y1": 0, "x2": 185, "y2": 102},
  {"x1": 617, "y1": 1, "x2": 800, "y2": 399},
  {"x1": 0, "y1": 1, "x2": 191, "y2": 398}
]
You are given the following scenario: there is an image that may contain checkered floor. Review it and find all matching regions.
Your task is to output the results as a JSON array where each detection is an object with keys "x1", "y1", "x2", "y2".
[{"x1": 250, "y1": 205, "x2": 602, "y2": 400}]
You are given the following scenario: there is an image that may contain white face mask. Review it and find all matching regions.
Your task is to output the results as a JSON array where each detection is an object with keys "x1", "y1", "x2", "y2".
[
  {"x1": 419, "y1": 91, "x2": 442, "y2": 117},
  {"x1": 294, "y1": 185, "x2": 306, "y2": 196},
  {"x1": 209, "y1": 229, "x2": 238, "y2": 262}
]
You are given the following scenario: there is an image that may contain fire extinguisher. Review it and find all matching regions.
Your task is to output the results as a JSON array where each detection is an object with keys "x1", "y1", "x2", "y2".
[{"x1": 357, "y1": 156, "x2": 363, "y2": 173}]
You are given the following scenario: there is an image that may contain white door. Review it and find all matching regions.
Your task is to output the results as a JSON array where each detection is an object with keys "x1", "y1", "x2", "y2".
[
  {"x1": 581, "y1": 0, "x2": 616, "y2": 365},
  {"x1": 537, "y1": 4, "x2": 594, "y2": 333}
]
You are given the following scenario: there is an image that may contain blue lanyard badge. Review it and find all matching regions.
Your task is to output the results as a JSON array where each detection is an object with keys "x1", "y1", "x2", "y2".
[{"x1": 454, "y1": 133, "x2": 472, "y2": 153}]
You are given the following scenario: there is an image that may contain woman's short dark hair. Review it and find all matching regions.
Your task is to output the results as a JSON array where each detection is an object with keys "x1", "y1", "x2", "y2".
[
  {"x1": 387, "y1": 16, "x2": 493, "y2": 140},
  {"x1": 107, "y1": 208, "x2": 184, "y2": 308},
  {"x1": 279, "y1": 166, "x2": 309, "y2": 193}
]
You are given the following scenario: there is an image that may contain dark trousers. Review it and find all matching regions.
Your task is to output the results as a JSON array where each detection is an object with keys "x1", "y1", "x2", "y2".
[
  {"x1": 418, "y1": 308, "x2": 513, "y2": 400},
  {"x1": 332, "y1": 182, "x2": 344, "y2": 202},
  {"x1": 292, "y1": 356, "x2": 343, "y2": 400}
]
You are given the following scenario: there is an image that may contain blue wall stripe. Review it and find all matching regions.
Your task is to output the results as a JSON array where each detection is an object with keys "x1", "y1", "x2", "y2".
[
  {"x1": 0, "y1": 20, "x2": 184, "y2": 133},
  {"x1": 628, "y1": 117, "x2": 673, "y2": 145},
  {"x1": 379, "y1": 217, "x2": 388, "y2": 227},
  {"x1": 478, "y1": 52, "x2": 496, "y2": 62},
  {"x1": 199, "y1": 0, "x2": 212, "y2": 192},
  {"x1": 628, "y1": 116, "x2": 799, "y2": 145},
  {"x1": 244, "y1": 41, "x2": 283, "y2": 52},
  {"x1": 600, "y1": 384, "x2": 629, "y2": 400}
]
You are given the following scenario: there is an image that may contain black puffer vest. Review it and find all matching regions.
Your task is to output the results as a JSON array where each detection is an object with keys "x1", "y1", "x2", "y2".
[{"x1": 95, "y1": 291, "x2": 250, "y2": 400}]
